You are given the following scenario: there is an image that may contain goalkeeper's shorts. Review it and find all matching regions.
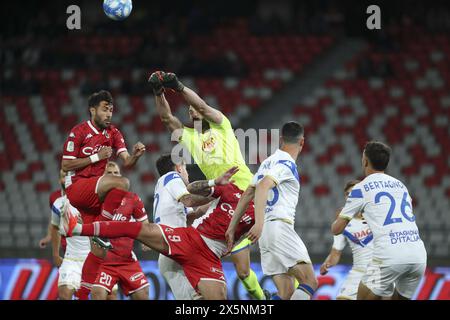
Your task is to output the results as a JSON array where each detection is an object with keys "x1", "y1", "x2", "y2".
[{"x1": 231, "y1": 237, "x2": 252, "y2": 255}]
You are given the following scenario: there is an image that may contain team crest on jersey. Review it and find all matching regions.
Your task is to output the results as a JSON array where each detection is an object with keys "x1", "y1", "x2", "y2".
[
  {"x1": 234, "y1": 193, "x2": 241, "y2": 199},
  {"x1": 201, "y1": 132, "x2": 217, "y2": 153},
  {"x1": 165, "y1": 227, "x2": 174, "y2": 233},
  {"x1": 104, "y1": 131, "x2": 110, "y2": 139},
  {"x1": 86, "y1": 133, "x2": 93, "y2": 139},
  {"x1": 129, "y1": 272, "x2": 144, "y2": 282},
  {"x1": 69, "y1": 132, "x2": 75, "y2": 138},
  {"x1": 67, "y1": 141, "x2": 74, "y2": 152}
]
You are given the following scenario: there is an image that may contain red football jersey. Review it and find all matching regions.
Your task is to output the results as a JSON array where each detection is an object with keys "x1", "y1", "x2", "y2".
[
  {"x1": 62, "y1": 120, "x2": 127, "y2": 186},
  {"x1": 99, "y1": 192, "x2": 148, "y2": 262},
  {"x1": 49, "y1": 190, "x2": 66, "y2": 251},
  {"x1": 195, "y1": 183, "x2": 255, "y2": 241}
]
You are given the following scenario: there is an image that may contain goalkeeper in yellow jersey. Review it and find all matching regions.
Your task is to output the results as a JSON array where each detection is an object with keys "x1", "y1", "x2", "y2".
[{"x1": 148, "y1": 71, "x2": 269, "y2": 300}]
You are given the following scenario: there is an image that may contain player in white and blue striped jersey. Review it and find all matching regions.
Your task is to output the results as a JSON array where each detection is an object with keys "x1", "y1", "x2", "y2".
[
  {"x1": 226, "y1": 122, "x2": 318, "y2": 300},
  {"x1": 153, "y1": 154, "x2": 211, "y2": 300},
  {"x1": 320, "y1": 180, "x2": 374, "y2": 300},
  {"x1": 332, "y1": 141, "x2": 427, "y2": 300}
]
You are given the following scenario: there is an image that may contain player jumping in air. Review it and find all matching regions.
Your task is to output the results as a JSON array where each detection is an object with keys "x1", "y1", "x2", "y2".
[
  {"x1": 226, "y1": 121, "x2": 318, "y2": 300},
  {"x1": 61, "y1": 90, "x2": 145, "y2": 299},
  {"x1": 147, "y1": 71, "x2": 268, "y2": 300},
  {"x1": 331, "y1": 141, "x2": 427, "y2": 300},
  {"x1": 320, "y1": 180, "x2": 374, "y2": 300},
  {"x1": 60, "y1": 163, "x2": 255, "y2": 300}
]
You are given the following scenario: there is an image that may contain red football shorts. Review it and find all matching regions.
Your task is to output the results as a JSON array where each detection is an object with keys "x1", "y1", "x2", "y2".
[
  {"x1": 158, "y1": 224, "x2": 225, "y2": 291},
  {"x1": 93, "y1": 261, "x2": 149, "y2": 296},
  {"x1": 66, "y1": 176, "x2": 102, "y2": 222}
]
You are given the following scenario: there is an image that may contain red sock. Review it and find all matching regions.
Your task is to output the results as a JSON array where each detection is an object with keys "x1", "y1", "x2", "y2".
[
  {"x1": 81, "y1": 221, "x2": 142, "y2": 239},
  {"x1": 76, "y1": 252, "x2": 104, "y2": 300}
]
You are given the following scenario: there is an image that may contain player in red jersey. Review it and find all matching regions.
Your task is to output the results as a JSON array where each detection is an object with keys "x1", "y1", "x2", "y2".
[
  {"x1": 90, "y1": 188, "x2": 150, "y2": 300},
  {"x1": 77, "y1": 162, "x2": 123, "y2": 300},
  {"x1": 61, "y1": 162, "x2": 255, "y2": 300},
  {"x1": 61, "y1": 90, "x2": 145, "y2": 223}
]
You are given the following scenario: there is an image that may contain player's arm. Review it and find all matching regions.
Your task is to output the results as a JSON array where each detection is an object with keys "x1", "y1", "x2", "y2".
[
  {"x1": 225, "y1": 185, "x2": 255, "y2": 253},
  {"x1": 332, "y1": 188, "x2": 365, "y2": 235},
  {"x1": 148, "y1": 72, "x2": 183, "y2": 133},
  {"x1": 186, "y1": 203, "x2": 211, "y2": 226},
  {"x1": 248, "y1": 176, "x2": 276, "y2": 243},
  {"x1": 179, "y1": 194, "x2": 212, "y2": 208},
  {"x1": 181, "y1": 86, "x2": 223, "y2": 124},
  {"x1": 152, "y1": 71, "x2": 223, "y2": 124},
  {"x1": 50, "y1": 207, "x2": 63, "y2": 267},
  {"x1": 61, "y1": 147, "x2": 112, "y2": 172},
  {"x1": 38, "y1": 220, "x2": 52, "y2": 248},
  {"x1": 186, "y1": 166, "x2": 239, "y2": 196},
  {"x1": 320, "y1": 248, "x2": 343, "y2": 275},
  {"x1": 50, "y1": 225, "x2": 63, "y2": 267},
  {"x1": 118, "y1": 142, "x2": 146, "y2": 169}
]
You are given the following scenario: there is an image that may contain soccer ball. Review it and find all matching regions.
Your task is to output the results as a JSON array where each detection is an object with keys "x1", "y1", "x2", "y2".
[{"x1": 103, "y1": 0, "x2": 133, "y2": 21}]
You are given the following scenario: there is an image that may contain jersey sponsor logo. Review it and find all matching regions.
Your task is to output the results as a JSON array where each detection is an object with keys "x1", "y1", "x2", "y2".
[
  {"x1": 201, "y1": 133, "x2": 217, "y2": 153},
  {"x1": 220, "y1": 203, "x2": 235, "y2": 216},
  {"x1": 111, "y1": 213, "x2": 127, "y2": 221},
  {"x1": 67, "y1": 141, "x2": 74, "y2": 152},
  {"x1": 81, "y1": 145, "x2": 103, "y2": 156},
  {"x1": 389, "y1": 229, "x2": 421, "y2": 244},
  {"x1": 130, "y1": 272, "x2": 144, "y2": 282}
]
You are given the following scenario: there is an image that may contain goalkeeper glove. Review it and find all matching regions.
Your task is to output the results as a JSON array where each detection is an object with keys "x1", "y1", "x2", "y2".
[{"x1": 148, "y1": 72, "x2": 164, "y2": 96}]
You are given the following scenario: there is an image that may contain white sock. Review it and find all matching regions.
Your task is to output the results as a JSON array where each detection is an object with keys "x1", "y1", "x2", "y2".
[{"x1": 290, "y1": 288, "x2": 311, "y2": 300}]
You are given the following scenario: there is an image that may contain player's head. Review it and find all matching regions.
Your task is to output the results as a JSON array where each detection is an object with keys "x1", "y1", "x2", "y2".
[
  {"x1": 88, "y1": 90, "x2": 114, "y2": 130},
  {"x1": 280, "y1": 121, "x2": 304, "y2": 149},
  {"x1": 344, "y1": 180, "x2": 360, "y2": 199},
  {"x1": 362, "y1": 141, "x2": 391, "y2": 175},
  {"x1": 188, "y1": 105, "x2": 203, "y2": 122},
  {"x1": 59, "y1": 169, "x2": 66, "y2": 191},
  {"x1": 104, "y1": 161, "x2": 121, "y2": 176},
  {"x1": 156, "y1": 153, "x2": 189, "y2": 185}
]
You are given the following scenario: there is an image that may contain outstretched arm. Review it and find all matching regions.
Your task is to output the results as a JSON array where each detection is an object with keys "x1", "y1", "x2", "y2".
[
  {"x1": 148, "y1": 72, "x2": 183, "y2": 133},
  {"x1": 248, "y1": 176, "x2": 275, "y2": 243},
  {"x1": 187, "y1": 166, "x2": 239, "y2": 196},
  {"x1": 149, "y1": 71, "x2": 223, "y2": 124},
  {"x1": 224, "y1": 186, "x2": 255, "y2": 254},
  {"x1": 181, "y1": 86, "x2": 223, "y2": 124},
  {"x1": 155, "y1": 94, "x2": 183, "y2": 133}
]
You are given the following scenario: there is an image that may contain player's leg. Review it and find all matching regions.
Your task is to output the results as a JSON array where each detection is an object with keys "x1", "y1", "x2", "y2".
[
  {"x1": 91, "y1": 265, "x2": 118, "y2": 300},
  {"x1": 390, "y1": 263, "x2": 426, "y2": 300},
  {"x1": 288, "y1": 262, "x2": 318, "y2": 300},
  {"x1": 197, "y1": 280, "x2": 227, "y2": 300},
  {"x1": 117, "y1": 261, "x2": 149, "y2": 300},
  {"x1": 231, "y1": 239, "x2": 267, "y2": 300},
  {"x1": 91, "y1": 286, "x2": 110, "y2": 300},
  {"x1": 357, "y1": 264, "x2": 396, "y2": 300},
  {"x1": 356, "y1": 281, "x2": 383, "y2": 300},
  {"x1": 159, "y1": 254, "x2": 197, "y2": 300},
  {"x1": 57, "y1": 259, "x2": 83, "y2": 300},
  {"x1": 96, "y1": 175, "x2": 130, "y2": 202},
  {"x1": 271, "y1": 274, "x2": 296, "y2": 300},
  {"x1": 78, "y1": 252, "x2": 104, "y2": 300},
  {"x1": 129, "y1": 287, "x2": 149, "y2": 300},
  {"x1": 58, "y1": 286, "x2": 76, "y2": 300},
  {"x1": 337, "y1": 269, "x2": 365, "y2": 300},
  {"x1": 106, "y1": 285, "x2": 119, "y2": 300}
]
